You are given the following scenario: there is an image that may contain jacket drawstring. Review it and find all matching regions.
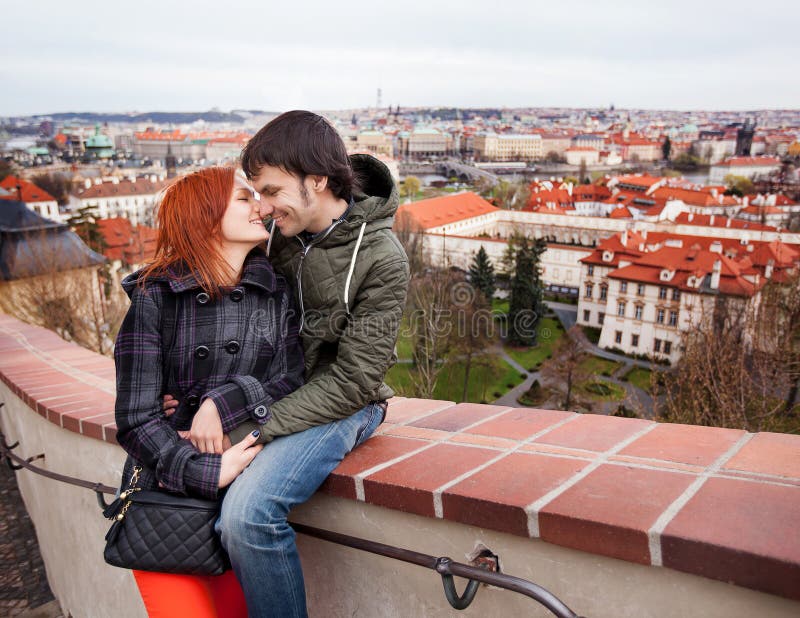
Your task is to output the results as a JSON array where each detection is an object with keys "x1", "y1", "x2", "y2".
[
  {"x1": 266, "y1": 220, "x2": 276, "y2": 257},
  {"x1": 344, "y1": 222, "x2": 367, "y2": 316}
]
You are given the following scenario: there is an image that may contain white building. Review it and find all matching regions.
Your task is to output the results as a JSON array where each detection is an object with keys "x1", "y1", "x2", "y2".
[
  {"x1": 0, "y1": 175, "x2": 64, "y2": 222},
  {"x1": 77, "y1": 175, "x2": 169, "y2": 226},
  {"x1": 473, "y1": 133, "x2": 543, "y2": 162},
  {"x1": 709, "y1": 156, "x2": 781, "y2": 183}
]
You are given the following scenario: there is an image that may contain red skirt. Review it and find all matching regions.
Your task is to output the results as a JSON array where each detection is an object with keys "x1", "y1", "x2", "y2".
[{"x1": 133, "y1": 570, "x2": 247, "y2": 618}]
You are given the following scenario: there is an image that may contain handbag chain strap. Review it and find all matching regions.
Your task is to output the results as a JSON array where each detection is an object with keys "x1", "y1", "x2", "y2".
[{"x1": 108, "y1": 465, "x2": 142, "y2": 522}]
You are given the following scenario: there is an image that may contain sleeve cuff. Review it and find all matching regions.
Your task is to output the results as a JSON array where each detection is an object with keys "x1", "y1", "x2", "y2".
[
  {"x1": 156, "y1": 441, "x2": 221, "y2": 499},
  {"x1": 204, "y1": 375, "x2": 274, "y2": 433}
]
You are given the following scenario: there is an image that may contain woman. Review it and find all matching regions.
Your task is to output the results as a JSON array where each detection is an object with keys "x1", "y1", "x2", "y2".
[{"x1": 113, "y1": 166, "x2": 304, "y2": 617}]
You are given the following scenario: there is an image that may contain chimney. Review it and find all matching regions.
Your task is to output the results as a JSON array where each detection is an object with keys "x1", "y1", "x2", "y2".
[
  {"x1": 642, "y1": 229, "x2": 648, "y2": 240},
  {"x1": 567, "y1": 182, "x2": 573, "y2": 197},
  {"x1": 743, "y1": 195, "x2": 749, "y2": 207},
  {"x1": 85, "y1": 178, "x2": 92, "y2": 189},
  {"x1": 711, "y1": 188, "x2": 718, "y2": 198},
  {"x1": 688, "y1": 212, "x2": 694, "y2": 222},
  {"x1": 710, "y1": 215, "x2": 715, "y2": 226},
  {"x1": 710, "y1": 260, "x2": 721, "y2": 289},
  {"x1": 765, "y1": 259, "x2": 774, "y2": 280},
  {"x1": 710, "y1": 241, "x2": 722, "y2": 254},
  {"x1": 726, "y1": 218, "x2": 731, "y2": 228},
  {"x1": 621, "y1": 229, "x2": 628, "y2": 246}
]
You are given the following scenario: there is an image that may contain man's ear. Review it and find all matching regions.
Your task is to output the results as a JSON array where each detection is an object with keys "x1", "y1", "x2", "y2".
[{"x1": 309, "y1": 175, "x2": 328, "y2": 194}]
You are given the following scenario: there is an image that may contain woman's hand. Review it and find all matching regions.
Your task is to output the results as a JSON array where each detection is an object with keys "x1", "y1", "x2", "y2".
[
  {"x1": 218, "y1": 430, "x2": 263, "y2": 488},
  {"x1": 190, "y1": 399, "x2": 224, "y2": 454}
]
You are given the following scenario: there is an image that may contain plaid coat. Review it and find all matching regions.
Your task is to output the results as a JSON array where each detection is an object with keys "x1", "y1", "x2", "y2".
[{"x1": 114, "y1": 250, "x2": 304, "y2": 499}]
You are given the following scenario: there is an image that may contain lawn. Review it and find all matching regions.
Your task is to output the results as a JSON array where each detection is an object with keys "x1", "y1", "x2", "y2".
[
  {"x1": 578, "y1": 356, "x2": 623, "y2": 378},
  {"x1": 623, "y1": 367, "x2": 654, "y2": 392},
  {"x1": 576, "y1": 379, "x2": 626, "y2": 401},
  {"x1": 394, "y1": 317, "x2": 415, "y2": 360},
  {"x1": 492, "y1": 298, "x2": 509, "y2": 315},
  {"x1": 385, "y1": 353, "x2": 525, "y2": 404},
  {"x1": 504, "y1": 318, "x2": 564, "y2": 371}
]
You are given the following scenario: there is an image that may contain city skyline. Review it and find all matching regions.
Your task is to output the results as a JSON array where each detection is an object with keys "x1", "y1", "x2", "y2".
[{"x1": 2, "y1": 0, "x2": 799, "y2": 116}]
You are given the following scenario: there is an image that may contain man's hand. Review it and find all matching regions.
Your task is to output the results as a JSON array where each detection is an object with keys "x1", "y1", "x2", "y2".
[
  {"x1": 190, "y1": 398, "x2": 224, "y2": 454},
  {"x1": 163, "y1": 394, "x2": 179, "y2": 416},
  {"x1": 218, "y1": 430, "x2": 263, "y2": 488}
]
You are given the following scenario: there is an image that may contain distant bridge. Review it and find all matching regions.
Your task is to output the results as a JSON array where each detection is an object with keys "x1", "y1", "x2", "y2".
[{"x1": 399, "y1": 159, "x2": 499, "y2": 184}]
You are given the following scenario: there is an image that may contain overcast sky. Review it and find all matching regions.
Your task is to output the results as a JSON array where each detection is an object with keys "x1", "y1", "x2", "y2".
[{"x1": 2, "y1": 0, "x2": 798, "y2": 116}]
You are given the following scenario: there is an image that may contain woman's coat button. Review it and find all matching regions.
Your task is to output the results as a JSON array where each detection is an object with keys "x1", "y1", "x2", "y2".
[
  {"x1": 225, "y1": 340, "x2": 241, "y2": 354},
  {"x1": 230, "y1": 288, "x2": 244, "y2": 302},
  {"x1": 194, "y1": 345, "x2": 210, "y2": 359},
  {"x1": 196, "y1": 292, "x2": 210, "y2": 305}
]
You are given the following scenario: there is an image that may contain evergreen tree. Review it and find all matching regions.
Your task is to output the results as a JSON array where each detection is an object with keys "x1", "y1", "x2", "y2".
[
  {"x1": 662, "y1": 136, "x2": 672, "y2": 161},
  {"x1": 67, "y1": 206, "x2": 105, "y2": 255},
  {"x1": 508, "y1": 236, "x2": 546, "y2": 346},
  {"x1": 468, "y1": 246, "x2": 496, "y2": 302}
]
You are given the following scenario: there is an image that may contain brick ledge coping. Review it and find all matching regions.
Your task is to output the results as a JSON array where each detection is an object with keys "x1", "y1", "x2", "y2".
[{"x1": 0, "y1": 313, "x2": 798, "y2": 602}]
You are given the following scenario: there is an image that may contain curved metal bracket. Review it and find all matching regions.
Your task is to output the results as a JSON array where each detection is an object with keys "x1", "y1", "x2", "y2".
[
  {"x1": 95, "y1": 488, "x2": 113, "y2": 509},
  {"x1": 436, "y1": 557, "x2": 480, "y2": 610}
]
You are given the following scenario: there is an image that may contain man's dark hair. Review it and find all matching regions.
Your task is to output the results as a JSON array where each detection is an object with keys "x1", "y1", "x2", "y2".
[{"x1": 241, "y1": 110, "x2": 357, "y2": 201}]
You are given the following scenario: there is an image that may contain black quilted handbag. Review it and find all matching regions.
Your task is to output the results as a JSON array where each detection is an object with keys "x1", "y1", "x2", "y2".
[{"x1": 103, "y1": 466, "x2": 230, "y2": 575}]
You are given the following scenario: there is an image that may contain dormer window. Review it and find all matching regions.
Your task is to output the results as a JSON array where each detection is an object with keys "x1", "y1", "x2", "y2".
[
  {"x1": 602, "y1": 250, "x2": 614, "y2": 262},
  {"x1": 660, "y1": 270, "x2": 674, "y2": 281}
]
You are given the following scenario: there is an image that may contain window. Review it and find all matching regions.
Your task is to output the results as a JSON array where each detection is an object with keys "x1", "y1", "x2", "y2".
[
  {"x1": 587, "y1": 265, "x2": 594, "y2": 276},
  {"x1": 634, "y1": 305, "x2": 643, "y2": 320},
  {"x1": 654, "y1": 338, "x2": 662, "y2": 352},
  {"x1": 585, "y1": 283, "x2": 593, "y2": 298},
  {"x1": 617, "y1": 302, "x2": 626, "y2": 317},
  {"x1": 672, "y1": 289, "x2": 681, "y2": 301},
  {"x1": 600, "y1": 285, "x2": 608, "y2": 300},
  {"x1": 669, "y1": 311, "x2": 678, "y2": 327},
  {"x1": 657, "y1": 309, "x2": 665, "y2": 324},
  {"x1": 631, "y1": 334, "x2": 639, "y2": 347},
  {"x1": 615, "y1": 330, "x2": 622, "y2": 344},
  {"x1": 620, "y1": 282, "x2": 628, "y2": 293},
  {"x1": 637, "y1": 283, "x2": 645, "y2": 296},
  {"x1": 583, "y1": 310, "x2": 590, "y2": 322},
  {"x1": 659, "y1": 287, "x2": 667, "y2": 300},
  {"x1": 664, "y1": 341, "x2": 672, "y2": 354},
  {"x1": 599, "y1": 312, "x2": 605, "y2": 325}
]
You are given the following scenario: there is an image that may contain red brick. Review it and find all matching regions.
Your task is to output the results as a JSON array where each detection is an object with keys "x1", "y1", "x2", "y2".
[
  {"x1": 363, "y1": 444, "x2": 497, "y2": 517},
  {"x1": 442, "y1": 453, "x2": 588, "y2": 536},
  {"x1": 533, "y1": 414, "x2": 652, "y2": 452},
  {"x1": 385, "y1": 398, "x2": 454, "y2": 423},
  {"x1": 82, "y1": 414, "x2": 116, "y2": 441},
  {"x1": 448, "y1": 433, "x2": 519, "y2": 450},
  {"x1": 322, "y1": 436, "x2": 427, "y2": 500},
  {"x1": 539, "y1": 464, "x2": 695, "y2": 564},
  {"x1": 723, "y1": 433, "x2": 800, "y2": 479},
  {"x1": 619, "y1": 423, "x2": 744, "y2": 467},
  {"x1": 382, "y1": 425, "x2": 451, "y2": 442},
  {"x1": 662, "y1": 478, "x2": 800, "y2": 600},
  {"x1": 409, "y1": 402, "x2": 507, "y2": 432},
  {"x1": 465, "y1": 408, "x2": 575, "y2": 441}
]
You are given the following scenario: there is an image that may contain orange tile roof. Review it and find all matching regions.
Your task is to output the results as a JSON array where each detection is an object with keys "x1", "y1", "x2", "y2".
[
  {"x1": 609, "y1": 206, "x2": 633, "y2": 218},
  {"x1": 652, "y1": 186, "x2": 738, "y2": 207},
  {"x1": 0, "y1": 176, "x2": 57, "y2": 203},
  {"x1": 79, "y1": 177, "x2": 170, "y2": 199},
  {"x1": 97, "y1": 218, "x2": 157, "y2": 264},
  {"x1": 674, "y1": 212, "x2": 775, "y2": 231},
  {"x1": 395, "y1": 192, "x2": 499, "y2": 230}
]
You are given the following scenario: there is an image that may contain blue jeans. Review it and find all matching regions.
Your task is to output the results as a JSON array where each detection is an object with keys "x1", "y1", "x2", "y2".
[{"x1": 217, "y1": 403, "x2": 385, "y2": 618}]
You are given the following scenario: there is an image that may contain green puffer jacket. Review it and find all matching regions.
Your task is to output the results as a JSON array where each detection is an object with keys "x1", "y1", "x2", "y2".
[{"x1": 229, "y1": 154, "x2": 410, "y2": 444}]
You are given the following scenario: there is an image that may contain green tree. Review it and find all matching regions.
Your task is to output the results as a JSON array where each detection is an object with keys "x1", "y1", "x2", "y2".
[
  {"x1": 67, "y1": 206, "x2": 105, "y2": 255},
  {"x1": 507, "y1": 236, "x2": 546, "y2": 346},
  {"x1": 400, "y1": 175, "x2": 421, "y2": 199},
  {"x1": 662, "y1": 136, "x2": 672, "y2": 161},
  {"x1": 723, "y1": 174, "x2": 754, "y2": 197},
  {"x1": 468, "y1": 246, "x2": 496, "y2": 302}
]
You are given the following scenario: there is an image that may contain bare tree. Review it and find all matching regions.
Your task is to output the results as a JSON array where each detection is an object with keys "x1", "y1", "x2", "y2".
[
  {"x1": 393, "y1": 210, "x2": 427, "y2": 277},
  {"x1": 0, "y1": 228, "x2": 125, "y2": 356},
  {"x1": 655, "y1": 296, "x2": 795, "y2": 431},
  {"x1": 449, "y1": 282, "x2": 494, "y2": 402},
  {"x1": 406, "y1": 268, "x2": 456, "y2": 398},
  {"x1": 540, "y1": 325, "x2": 590, "y2": 410}
]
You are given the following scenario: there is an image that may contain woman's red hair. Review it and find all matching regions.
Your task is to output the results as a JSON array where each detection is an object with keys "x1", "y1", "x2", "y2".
[{"x1": 139, "y1": 166, "x2": 235, "y2": 297}]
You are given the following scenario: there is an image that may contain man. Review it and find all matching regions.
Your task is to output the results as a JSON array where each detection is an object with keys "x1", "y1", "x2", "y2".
[{"x1": 207, "y1": 110, "x2": 408, "y2": 617}]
